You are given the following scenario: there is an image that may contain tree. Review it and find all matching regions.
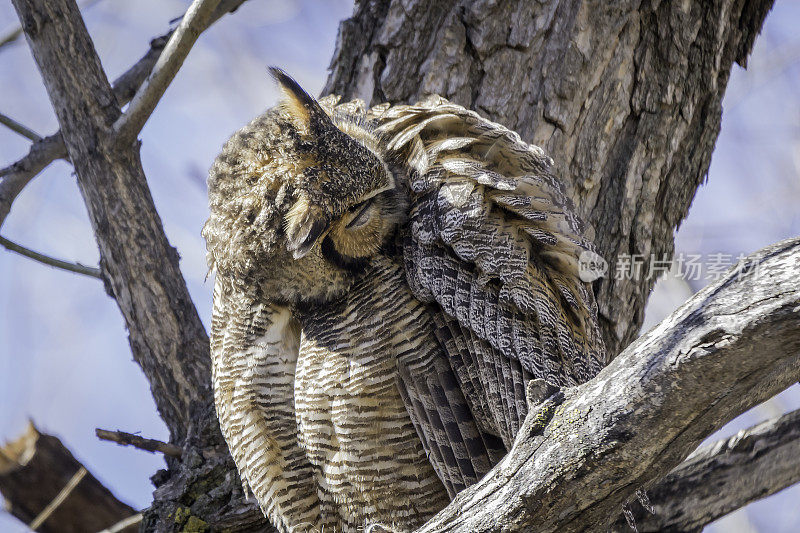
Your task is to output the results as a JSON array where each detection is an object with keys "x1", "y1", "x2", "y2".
[{"x1": 1, "y1": 0, "x2": 797, "y2": 531}]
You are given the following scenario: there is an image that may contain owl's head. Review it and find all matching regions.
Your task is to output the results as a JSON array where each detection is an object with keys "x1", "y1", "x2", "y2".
[{"x1": 203, "y1": 69, "x2": 406, "y2": 304}]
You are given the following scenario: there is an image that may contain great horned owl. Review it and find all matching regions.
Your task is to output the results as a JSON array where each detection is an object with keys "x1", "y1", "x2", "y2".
[{"x1": 202, "y1": 68, "x2": 606, "y2": 533}]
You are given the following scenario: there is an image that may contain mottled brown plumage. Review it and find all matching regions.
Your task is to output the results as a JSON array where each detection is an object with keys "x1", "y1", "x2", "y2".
[{"x1": 203, "y1": 69, "x2": 606, "y2": 533}]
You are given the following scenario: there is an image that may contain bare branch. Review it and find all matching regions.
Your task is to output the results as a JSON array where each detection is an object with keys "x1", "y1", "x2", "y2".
[
  {"x1": 0, "y1": 0, "x2": 250, "y2": 232},
  {"x1": 0, "y1": 112, "x2": 42, "y2": 141},
  {"x1": 98, "y1": 513, "x2": 143, "y2": 533},
  {"x1": 28, "y1": 466, "x2": 87, "y2": 530},
  {"x1": 112, "y1": 0, "x2": 222, "y2": 145},
  {"x1": 611, "y1": 407, "x2": 800, "y2": 531},
  {"x1": 0, "y1": 23, "x2": 23, "y2": 50},
  {"x1": 417, "y1": 238, "x2": 800, "y2": 532},
  {"x1": 95, "y1": 429, "x2": 183, "y2": 458},
  {"x1": 0, "y1": 234, "x2": 101, "y2": 278},
  {"x1": 0, "y1": 133, "x2": 67, "y2": 230}
]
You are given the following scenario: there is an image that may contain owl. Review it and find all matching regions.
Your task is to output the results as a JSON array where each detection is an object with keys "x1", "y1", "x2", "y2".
[{"x1": 202, "y1": 68, "x2": 606, "y2": 533}]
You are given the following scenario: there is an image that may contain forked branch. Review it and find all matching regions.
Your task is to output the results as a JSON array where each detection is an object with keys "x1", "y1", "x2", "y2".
[
  {"x1": 0, "y1": 0, "x2": 250, "y2": 231},
  {"x1": 112, "y1": 0, "x2": 222, "y2": 144}
]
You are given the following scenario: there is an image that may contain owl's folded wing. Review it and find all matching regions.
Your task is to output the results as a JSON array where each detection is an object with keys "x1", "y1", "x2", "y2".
[{"x1": 376, "y1": 98, "x2": 607, "y2": 447}]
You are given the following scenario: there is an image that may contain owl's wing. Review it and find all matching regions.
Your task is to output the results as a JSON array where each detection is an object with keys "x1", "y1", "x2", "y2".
[
  {"x1": 375, "y1": 97, "x2": 607, "y2": 447},
  {"x1": 210, "y1": 280, "x2": 327, "y2": 532}
]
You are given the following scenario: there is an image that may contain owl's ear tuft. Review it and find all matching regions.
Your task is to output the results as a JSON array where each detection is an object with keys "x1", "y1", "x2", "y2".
[
  {"x1": 269, "y1": 67, "x2": 331, "y2": 134},
  {"x1": 284, "y1": 195, "x2": 329, "y2": 259}
]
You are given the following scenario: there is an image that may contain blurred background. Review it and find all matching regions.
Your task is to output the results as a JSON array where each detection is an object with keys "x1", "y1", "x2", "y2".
[{"x1": 0, "y1": 1, "x2": 798, "y2": 531}]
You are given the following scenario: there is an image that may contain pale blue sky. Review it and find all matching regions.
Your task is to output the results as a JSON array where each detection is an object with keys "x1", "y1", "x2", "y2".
[{"x1": 1, "y1": 1, "x2": 798, "y2": 531}]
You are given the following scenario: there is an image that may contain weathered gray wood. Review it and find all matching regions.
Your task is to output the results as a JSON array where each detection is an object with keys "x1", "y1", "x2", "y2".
[
  {"x1": 415, "y1": 238, "x2": 800, "y2": 532},
  {"x1": 610, "y1": 407, "x2": 800, "y2": 532},
  {"x1": 324, "y1": 0, "x2": 775, "y2": 357}
]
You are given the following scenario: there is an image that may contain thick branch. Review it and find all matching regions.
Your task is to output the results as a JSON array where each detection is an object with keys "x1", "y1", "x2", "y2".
[
  {"x1": 0, "y1": 422, "x2": 138, "y2": 533},
  {"x1": 325, "y1": 0, "x2": 775, "y2": 356},
  {"x1": 416, "y1": 238, "x2": 800, "y2": 532},
  {"x1": 611, "y1": 407, "x2": 800, "y2": 532}
]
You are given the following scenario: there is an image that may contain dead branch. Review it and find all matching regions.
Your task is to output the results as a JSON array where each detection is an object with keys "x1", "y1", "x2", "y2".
[
  {"x1": 0, "y1": 111, "x2": 42, "y2": 141},
  {"x1": 610, "y1": 406, "x2": 800, "y2": 532},
  {"x1": 96, "y1": 429, "x2": 183, "y2": 458},
  {"x1": 0, "y1": 234, "x2": 101, "y2": 278},
  {"x1": 98, "y1": 513, "x2": 144, "y2": 533},
  {"x1": 0, "y1": 422, "x2": 139, "y2": 533}
]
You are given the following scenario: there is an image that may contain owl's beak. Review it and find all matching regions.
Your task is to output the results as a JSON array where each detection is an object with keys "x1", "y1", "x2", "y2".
[{"x1": 287, "y1": 217, "x2": 329, "y2": 259}]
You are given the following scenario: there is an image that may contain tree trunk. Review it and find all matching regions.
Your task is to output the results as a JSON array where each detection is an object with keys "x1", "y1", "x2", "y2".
[
  {"x1": 9, "y1": 1, "x2": 267, "y2": 531},
  {"x1": 11, "y1": 0, "x2": 211, "y2": 445}
]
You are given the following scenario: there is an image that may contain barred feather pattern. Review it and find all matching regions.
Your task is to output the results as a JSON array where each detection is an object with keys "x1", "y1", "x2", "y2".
[
  {"x1": 210, "y1": 279, "x2": 332, "y2": 533},
  {"x1": 296, "y1": 256, "x2": 504, "y2": 530}
]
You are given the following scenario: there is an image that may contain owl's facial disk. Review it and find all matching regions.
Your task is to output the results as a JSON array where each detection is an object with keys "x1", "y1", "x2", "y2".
[
  {"x1": 322, "y1": 184, "x2": 405, "y2": 269},
  {"x1": 284, "y1": 179, "x2": 404, "y2": 269},
  {"x1": 272, "y1": 68, "x2": 405, "y2": 270}
]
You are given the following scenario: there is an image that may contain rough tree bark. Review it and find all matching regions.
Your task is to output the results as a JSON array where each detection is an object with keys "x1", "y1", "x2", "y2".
[
  {"x1": 10, "y1": 0, "x2": 211, "y2": 444},
  {"x1": 6, "y1": 0, "x2": 797, "y2": 532},
  {"x1": 8, "y1": 0, "x2": 266, "y2": 531},
  {"x1": 610, "y1": 406, "x2": 800, "y2": 532}
]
